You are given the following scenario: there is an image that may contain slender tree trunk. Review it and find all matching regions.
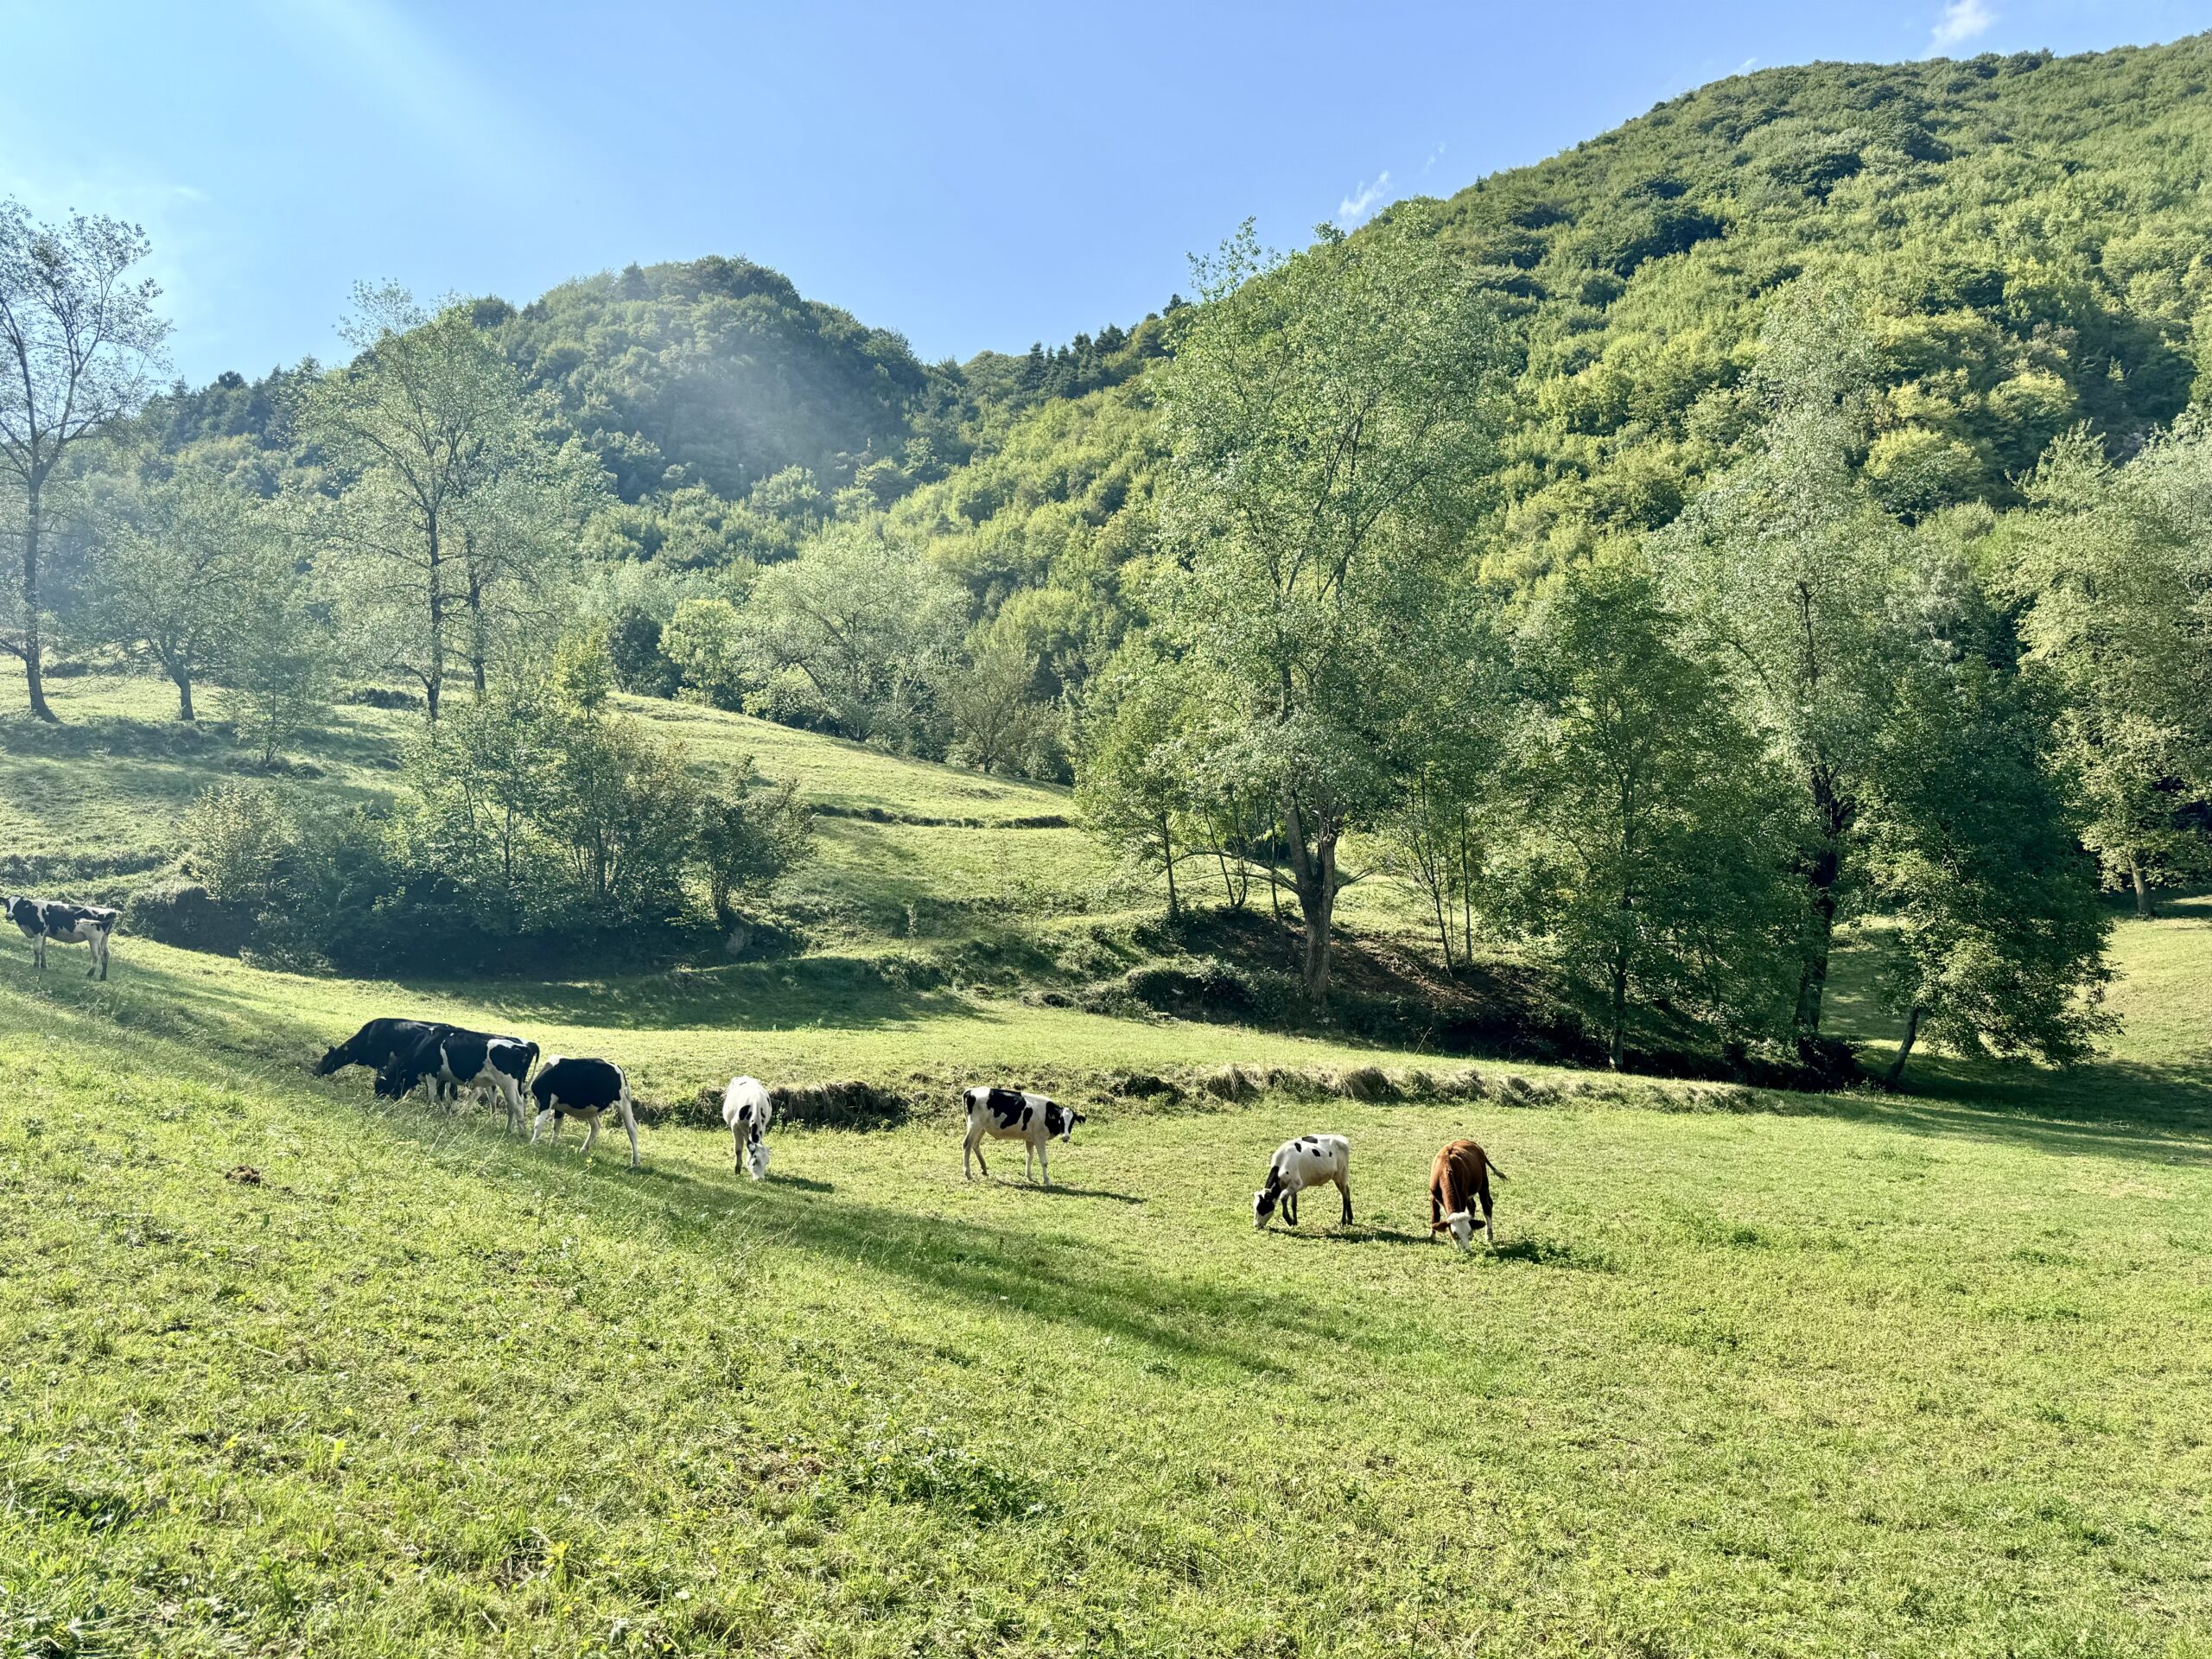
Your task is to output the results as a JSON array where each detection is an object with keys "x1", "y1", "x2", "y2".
[
  {"x1": 1431, "y1": 874, "x2": 1455, "y2": 974},
  {"x1": 2127, "y1": 852, "x2": 2156, "y2": 920},
  {"x1": 1609, "y1": 948, "x2": 1629, "y2": 1071},
  {"x1": 424, "y1": 515, "x2": 446, "y2": 722},
  {"x1": 1882, "y1": 1003, "x2": 1923, "y2": 1090},
  {"x1": 1795, "y1": 766, "x2": 1852, "y2": 1037},
  {"x1": 21, "y1": 476, "x2": 54, "y2": 722},
  {"x1": 1283, "y1": 797, "x2": 1338, "y2": 1004},
  {"x1": 175, "y1": 672, "x2": 194, "y2": 722},
  {"x1": 1161, "y1": 818, "x2": 1179, "y2": 922}
]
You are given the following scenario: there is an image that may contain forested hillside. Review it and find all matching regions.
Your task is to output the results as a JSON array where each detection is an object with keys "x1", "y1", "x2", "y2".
[{"x1": 7, "y1": 29, "x2": 2209, "y2": 1085}]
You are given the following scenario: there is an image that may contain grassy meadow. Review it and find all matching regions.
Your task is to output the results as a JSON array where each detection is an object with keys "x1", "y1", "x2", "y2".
[{"x1": 3, "y1": 677, "x2": 2210, "y2": 1656}]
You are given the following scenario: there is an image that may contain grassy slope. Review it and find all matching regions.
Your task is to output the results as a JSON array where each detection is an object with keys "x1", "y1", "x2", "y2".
[
  {"x1": 1, "y1": 902, "x2": 2208, "y2": 1656},
  {"x1": 5, "y1": 677, "x2": 2211, "y2": 1654}
]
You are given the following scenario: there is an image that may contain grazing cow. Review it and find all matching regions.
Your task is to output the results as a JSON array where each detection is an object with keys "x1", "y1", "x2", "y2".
[
  {"x1": 962, "y1": 1086, "x2": 1081, "y2": 1185},
  {"x1": 1254, "y1": 1135, "x2": 1352, "y2": 1230},
  {"x1": 6, "y1": 896, "x2": 119, "y2": 980},
  {"x1": 317, "y1": 1017, "x2": 452, "y2": 1079},
  {"x1": 1428, "y1": 1137, "x2": 1504, "y2": 1253},
  {"x1": 377, "y1": 1028, "x2": 540, "y2": 1133},
  {"x1": 722, "y1": 1075, "x2": 772, "y2": 1179},
  {"x1": 531, "y1": 1056, "x2": 639, "y2": 1168}
]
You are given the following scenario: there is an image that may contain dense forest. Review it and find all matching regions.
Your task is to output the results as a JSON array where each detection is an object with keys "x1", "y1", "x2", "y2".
[{"x1": 4, "y1": 30, "x2": 2209, "y2": 1084}]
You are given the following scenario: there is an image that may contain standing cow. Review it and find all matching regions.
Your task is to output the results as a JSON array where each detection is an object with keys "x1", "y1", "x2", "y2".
[
  {"x1": 962, "y1": 1086, "x2": 1081, "y2": 1185},
  {"x1": 6, "y1": 896, "x2": 119, "y2": 980},
  {"x1": 531, "y1": 1056, "x2": 640, "y2": 1168}
]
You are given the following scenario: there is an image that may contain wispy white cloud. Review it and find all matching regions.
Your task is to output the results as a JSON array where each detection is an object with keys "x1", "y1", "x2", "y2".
[
  {"x1": 1335, "y1": 171, "x2": 1391, "y2": 230},
  {"x1": 1928, "y1": 0, "x2": 1995, "y2": 53},
  {"x1": 1421, "y1": 143, "x2": 1446, "y2": 173},
  {"x1": 1738, "y1": 56, "x2": 1760, "y2": 73}
]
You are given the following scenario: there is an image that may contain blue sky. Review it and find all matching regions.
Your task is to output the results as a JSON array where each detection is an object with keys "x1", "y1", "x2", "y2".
[{"x1": 2, "y1": 1, "x2": 2202, "y2": 385}]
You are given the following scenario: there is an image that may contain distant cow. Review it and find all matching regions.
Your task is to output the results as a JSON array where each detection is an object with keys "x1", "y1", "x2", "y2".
[
  {"x1": 1428, "y1": 1137, "x2": 1503, "y2": 1253},
  {"x1": 722, "y1": 1075, "x2": 772, "y2": 1179},
  {"x1": 378, "y1": 1028, "x2": 540, "y2": 1133},
  {"x1": 531, "y1": 1056, "x2": 639, "y2": 1168},
  {"x1": 1254, "y1": 1134, "x2": 1352, "y2": 1230},
  {"x1": 317, "y1": 1017, "x2": 452, "y2": 1079},
  {"x1": 6, "y1": 896, "x2": 119, "y2": 980},
  {"x1": 962, "y1": 1086, "x2": 1081, "y2": 1185}
]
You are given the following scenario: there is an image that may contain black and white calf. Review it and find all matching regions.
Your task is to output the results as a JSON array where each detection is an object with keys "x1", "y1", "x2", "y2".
[
  {"x1": 531, "y1": 1056, "x2": 639, "y2": 1167},
  {"x1": 1253, "y1": 1134, "x2": 1352, "y2": 1230},
  {"x1": 6, "y1": 896, "x2": 119, "y2": 980},
  {"x1": 317, "y1": 1017, "x2": 453, "y2": 1080},
  {"x1": 377, "y1": 1028, "x2": 541, "y2": 1133},
  {"x1": 721, "y1": 1075, "x2": 772, "y2": 1179},
  {"x1": 962, "y1": 1085, "x2": 1082, "y2": 1186}
]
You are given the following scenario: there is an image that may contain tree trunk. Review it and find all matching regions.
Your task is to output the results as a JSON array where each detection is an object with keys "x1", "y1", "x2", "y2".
[
  {"x1": 2128, "y1": 853, "x2": 2157, "y2": 920},
  {"x1": 1283, "y1": 798, "x2": 1338, "y2": 1005},
  {"x1": 1795, "y1": 766, "x2": 1852, "y2": 1036},
  {"x1": 425, "y1": 518, "x2": 446, "y2": 722},
  {"x1": 1609, "y1": 950, "x2": 1628, "y2": 1071},
  {"x1": 175, "y1": 672, "x2": 195, "y2": 722},
  {"x1": 1162, "y1": 819, "x2": 1179, "y2": 922},
  {"x1": 21, "y1": 477, "x2": 54, "y2": 722},
  {"x1": 1882, "y1": 1003, "x2": 1923, "y2": 1090},
  {"x1": 467, "y1": 548, "x2": 488, "y2": 696}
]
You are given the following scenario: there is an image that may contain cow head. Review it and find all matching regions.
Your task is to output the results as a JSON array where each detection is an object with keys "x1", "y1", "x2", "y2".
[
  {"x1": 3, "y1": 896, "x2": 33, "y2": 929},
  {"x1": 1253, "y1": 1171, "x2": 1283, "y2": 1229},
  {"x1": 1043, "y1": 1101, "x2": 1082, "y2": 1143},
  {"x1": 372, "y1": 1062, "x2": 418, "y2": 1101},
  {"x1": 314, "y1": 1043, "x2": 350, "y2": 1076},
  {"x1": 1441, "y1": 1210, "x2": 1479, "y2": 1254},
  {"x1": 747, "y1": 1140, "x2": 772, "y2": 1180}
]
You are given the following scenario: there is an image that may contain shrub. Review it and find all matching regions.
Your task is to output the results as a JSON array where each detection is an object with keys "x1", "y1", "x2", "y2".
[{"x1": 124, "y1": 882, "x2": 254, "y2": 955}]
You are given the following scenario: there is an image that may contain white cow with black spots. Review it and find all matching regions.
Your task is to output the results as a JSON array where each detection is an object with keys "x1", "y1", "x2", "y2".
[
  {"x1": 722, "y1": 1075, "x2": 772, "y2": 1179},
  {"x1": 1253, "y1": 1134, "x2": 1352, "y2": 1230},
  {"x1": 6, "y1": 896, "x2": 119, "y2": 980},
  {"x1": 962, "y1": 1085, "x2": 1082, "y2": 1186}
]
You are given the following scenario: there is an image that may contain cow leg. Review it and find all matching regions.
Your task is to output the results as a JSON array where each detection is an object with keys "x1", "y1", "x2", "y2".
[
  {"x1": 1285, "y1": 1189, "x2": 1298, "y2": 1228},
  {"x1": 1025, "y1": 1142, "x2": 1035, "y2": 1183},
  {"x1": 1338, "y1": 1173, "x2": 1352, "y2": 1227},
  {"x1": 580, "y1": 1113, "x2": 601, "y2": 1160},
  {"x1": 97, "y1": 935, "x2": 109, "y2": 980},
  {"x1": 619, "y1": 1096, "x2": 639, "y2": 1170},
  {"x1": 532, "y1": 1109, "x2": 556, "y2": 1147},
  {"x1": 1478, "y1": 1173, "x2": 1497, "y2": 1250},
  {"x1": 1038, "y1": 1141, "x2": 1049, "y2": 1188},
  {"x1": 32, "y1": 936, "x2": 43, "y2": 972},
  {"x1": 965, "y1": 1126, "x2": 988, "y2": 1180}
]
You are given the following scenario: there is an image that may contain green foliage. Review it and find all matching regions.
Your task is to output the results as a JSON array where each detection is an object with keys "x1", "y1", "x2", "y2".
[
  {"x1": 1489, "y1": 563, "x2": 1799, "y2": 1064},
  {"x1": 740, "y1": 515, "x2": 965, "y2": 750},
  {"x1": 1151, "y1": 215, "x2": 1513, "y2": 1000},
  {"x1": 696, "y1": 765, "x2": 814, "y2": 925},
  {"x1": 658, "y1": 596, "x2": 749, "y2": 709},
  {"x1": 496, "y1": 257, "x2": 945, "y2": 505},
  {"x1": 943, "y1": 638, "x2": 1060, "y2": 778}
]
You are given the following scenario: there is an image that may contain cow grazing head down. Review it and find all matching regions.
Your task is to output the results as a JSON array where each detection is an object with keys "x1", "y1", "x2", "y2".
[
  {"x1": 1441, "y1": 1210, "x2": 1480, "y2": 1252},
  {"x1": 1252, "y1": 1170, "x2": 1283, "y2": 1229}
]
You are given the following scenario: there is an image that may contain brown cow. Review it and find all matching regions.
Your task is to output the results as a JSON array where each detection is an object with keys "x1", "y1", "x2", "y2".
[{"x1": 1428, "y1": 1138, "x2": 1503, "y2": 1253}]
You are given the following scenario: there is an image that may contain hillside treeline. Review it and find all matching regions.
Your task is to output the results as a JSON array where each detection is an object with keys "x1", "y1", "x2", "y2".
[{"x1": 4, "y1": 33, "x2": 2209, "y2": 1074}]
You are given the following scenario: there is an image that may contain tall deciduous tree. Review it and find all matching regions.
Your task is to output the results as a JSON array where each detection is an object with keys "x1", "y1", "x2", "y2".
[
  {"x1": 300, "y1": 285, "x2": 579, "y2": 718},
  {"x1": 1492, "y1": 562, "x2": 1797, "y2": 1068},
  {"x1": 741, "y1": 513, "x2": 964, "y2": 749},
  {"x1": 1154, "y1": 217, "x2": 1510, "y2": 1001},
  {"x1": 2009, "y1": 420, "x2": 2212, "y2": 917},
  {"x1": 86, "y1": 456, "x2": 291, "y2": 721},
  {"x1": 0, "y1": 200, "x2": 169, "y2": 720},
  {"x1": 1658, "y1": 287, "x2": 1906, "y2": 1043},
  {"x1": 1863, "y1": 625, "x2": 2114, "y2": 1087}
]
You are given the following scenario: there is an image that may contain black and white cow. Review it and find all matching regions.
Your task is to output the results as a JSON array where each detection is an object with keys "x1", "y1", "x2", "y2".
[
  {"x1": 962, "y1": 1085, "x2": 1082, "y2": 1185},
  {"x1": 6, "y1": 896, "x2": 119, "y2": 980},
  {"x1": 1253, "y1": 1134, "x2": 1352, "y2": 1230},
  {"x1": 316, "y1": 1017, "x2": 453, "y2": 1080},
  {"x1": 531, "y1": 1056, "x2": 639, "y2": 1168},
  {"x1": 377, "y1": 1027, "x2": 540, "y2": 1133},
  {"x1": 722, "y1": 1075, "x2": 772, "y2": 1179}
]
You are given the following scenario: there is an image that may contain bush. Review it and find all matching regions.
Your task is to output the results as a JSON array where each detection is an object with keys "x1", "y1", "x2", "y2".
[{"x1": 124, "y1": 883, "x2": 255, "y2": 955}]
